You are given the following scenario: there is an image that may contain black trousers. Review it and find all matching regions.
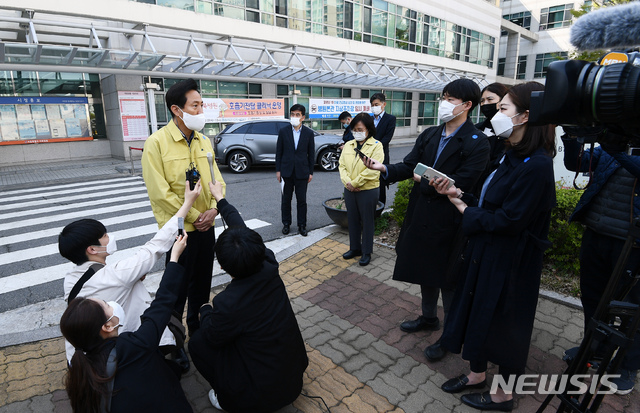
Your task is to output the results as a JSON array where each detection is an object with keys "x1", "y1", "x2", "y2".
[
  {"x1": 166, "y1": 227, "x2": 215, "y2": 335},
  {"x1": 580, "y1": 228, "x2": 640, "y2": 371},
  {"x1": 281, "y1": 175, "x2": 308, "y2": 227},
  {"x1": 344, "y1": 187, "x2": 378, "y2": 255}
]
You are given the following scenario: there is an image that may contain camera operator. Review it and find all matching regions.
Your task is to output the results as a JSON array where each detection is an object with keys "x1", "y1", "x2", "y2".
[{"x1": 562, "y1": 131, "x2": 640, "y2": 395}]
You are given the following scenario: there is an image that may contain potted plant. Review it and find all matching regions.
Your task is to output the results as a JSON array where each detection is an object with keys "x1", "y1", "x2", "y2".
[{"x1": 323, "y1": 197, "x2": 384, "y2": 228}]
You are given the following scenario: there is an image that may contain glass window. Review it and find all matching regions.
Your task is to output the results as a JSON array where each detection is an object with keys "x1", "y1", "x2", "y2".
[
  {"x1": 497, "y1": 58, "x2": 506, "y2": 76},
  {"x1": 201, "y1": 80, "x2": 217, "y2": 94},
  {"x1": 322, "y1": 87, "x2": 341, "y2": 98},
  {"x1": 246, "y1": 0, "x2": 259, "y2": 9},
  {"x1": 276, "y1": 16, "x2": 287, "y2": 27},
  {"x1": 363, "y1": 6, "x2": 372, "y2": 33},
  {"x1": 261, "y1": 13, "x2": 273, "y2": 24},
  {"x1": 277, "y1": 84, "x2": 289, "y2": 95},
  {"x1": 540, "y1": 4, "x2": 574, "y2": 30},
  {"x1": 418, "y1": 92, "x2": 440, "y2": 126},
  {"x1": 259, "y1": 0, "x2": 273, "y2": 12},
  {"x1": 214, "y1": 4, "x2": 244, "y2": 20},
  {"x1": 158, "y1": 0, "x2": 194, "y2": 10},
  {"x1": 39, "y1": 72, "x2": 85, "y2": 96},
  {"x1": 275, "y1": 0, "x2": 286, "y2": 14},
  {"x1": 503, "y1": 11, "x2": 532, "y2": 30},
  {"x1": 196, "y1": 1, "x2": 213, "y2": 13},
  {"x1": 230, "y1": 124, "x2": 251, "y2": 134},
  {"x1": 218, "y1": 81, "x2": 248, "y2": 95},
  {"x1": 535, "y1": 52, "x2": 568, "y2": 77},
  {"x1": 516, "y1": 55, "x2": 527, "y2": 79},
  {"x1": 248, "y1": 122, "x2": 278, "y2": 135},
  {"x1": 344, "y1": 1, "x2": 353, "y2": 29},
  {"x1": 249, "y1": 83, "x2": 262, "y2": 95},
  {"x1": 289, "y1": 0, "x2": 310, "y2": 20},
  {"x1": 372, "y1": 8, "x2": 387, "y2": 37},
  {"x1": 246, "y1": 10, "x2": 260, "y2": 22}
]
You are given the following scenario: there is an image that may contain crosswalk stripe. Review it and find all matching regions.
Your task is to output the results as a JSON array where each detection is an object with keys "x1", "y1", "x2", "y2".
[
  {"x1": 0, "y1": 176, "x2": 140, "y2": 197},
  {"x1": 1, "y1": 193, "x2": 150, "y2": 221},
  {"x1": 0, "y1": 186, "x2": 147, "y2": 211},
  {"x1": 0, "y1": 201, "x2": 151, "y2": 232},
  {"x1": 0, "y1": 211, "x2": 155, "y2": 247},
  {"x1": 0, "y1": 224, "x2": 159, "y2": 267},
  {"x1": 0, "y1": 219, "x2": 272, "y2": 295},
  {"x1": 0, "y1": 180, "x2": 144, "y2": 204}
]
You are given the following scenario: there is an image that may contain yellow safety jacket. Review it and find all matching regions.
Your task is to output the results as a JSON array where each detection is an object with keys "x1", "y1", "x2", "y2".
[
  {"x1": 339, "y1": 138, "x2": 383, "y2": 191},
  {"x1": 142, "y1": 120, "x2": 226, "y2": 231}
]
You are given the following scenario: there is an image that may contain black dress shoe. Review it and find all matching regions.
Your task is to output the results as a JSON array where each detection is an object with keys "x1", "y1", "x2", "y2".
[
  {"x1": 298, "y1": 225, "x2": 307, "y2": 236},
  {"x1": 342, "y1": 250, "x2": 362, "y2": 259},
  {"x1": 461, "y1": 392, "x2": 513, "y2": 411},
  {"x1": 282, "y1": 224, "x2": 290, "y2": 235},
  {"x1": 424, "y1": 341, "x2": 448, "y2": 361},
  {"x1": 400, "y1": 316, "x2": 439, "y2": 333},
  {"x1": 441, "y1": 375, "x2": 487, "y2": 394},
  {"x1": 172, "y1": 348, "x2": 190, "y2": 374},
  {"x1": 359, "y1": 254, "x2": 371, "y2": 266}
]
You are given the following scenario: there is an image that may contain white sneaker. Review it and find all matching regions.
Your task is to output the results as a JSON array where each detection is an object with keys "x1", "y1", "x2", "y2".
[{"x1": 208, "y1": 389, "x2": 223, "y2": 410}]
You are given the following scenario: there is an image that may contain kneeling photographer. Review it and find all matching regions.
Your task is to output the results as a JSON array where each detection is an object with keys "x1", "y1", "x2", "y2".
[{"x1": 562, "y1": 129, "x2": 640, "y2": 394}]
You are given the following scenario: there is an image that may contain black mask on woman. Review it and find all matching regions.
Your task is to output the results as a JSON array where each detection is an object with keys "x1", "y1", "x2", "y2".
[{"x1": 480, "y1": 104, "x2": 498, "y2": 120}]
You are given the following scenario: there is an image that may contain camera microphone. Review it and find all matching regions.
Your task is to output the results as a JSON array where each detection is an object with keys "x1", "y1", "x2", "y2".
[
  {"x1": 570, "y1": 2, "x2": 640, "y2": 51},
  {"x1": 206, "y1": 152, "x2": 216, "y2": 182}
]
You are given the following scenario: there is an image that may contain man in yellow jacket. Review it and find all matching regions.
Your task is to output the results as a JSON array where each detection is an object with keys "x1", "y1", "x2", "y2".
[{"x1": 142, "y1": 79, "x2": 226, "y2": 371}]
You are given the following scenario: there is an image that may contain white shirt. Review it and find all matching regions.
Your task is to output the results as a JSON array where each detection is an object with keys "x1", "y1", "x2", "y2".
[{"x1": 63, "y1": 216, "x2": 180, "y2": 363}]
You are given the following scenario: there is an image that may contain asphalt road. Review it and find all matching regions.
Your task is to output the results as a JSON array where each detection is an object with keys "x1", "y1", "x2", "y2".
[{"x1": 218, "y1": 143, "x2": 414, "y2": 241}]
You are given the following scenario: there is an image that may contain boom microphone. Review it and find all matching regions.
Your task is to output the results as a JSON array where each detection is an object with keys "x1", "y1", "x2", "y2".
[{"x1": 570, "y1": 2, "x2": 640, "y2": 51}]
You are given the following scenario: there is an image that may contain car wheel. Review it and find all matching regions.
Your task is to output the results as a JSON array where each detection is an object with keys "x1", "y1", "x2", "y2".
[
  {"x1": 227, "y1": 150, "x2": 252, "y2": 173},
  {"x1": 318, "y1": 148, "x2": 339, "y2": 172}
]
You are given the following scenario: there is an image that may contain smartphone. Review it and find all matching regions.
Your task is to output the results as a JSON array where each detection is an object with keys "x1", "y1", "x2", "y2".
[
  {"x1": 178, "y1": 217, "x2": 184, "y2": 236},
  {"x1": 413, "y1": 163, "x2": 455, "y2": 189},
  {"x1": 354, "y1": 147, "x2": 368, "y2": 161}
]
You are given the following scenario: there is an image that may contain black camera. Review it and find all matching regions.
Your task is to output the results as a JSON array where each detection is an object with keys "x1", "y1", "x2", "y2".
[
  {"x1": 185, "y1": 162, "x2": 200, "y2": 190},
  {"x1": 529, "y1": 52, "x2": 640, "y2": 138}
]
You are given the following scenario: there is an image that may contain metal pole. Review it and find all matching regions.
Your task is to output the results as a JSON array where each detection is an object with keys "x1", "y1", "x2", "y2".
[{"x1": 146, "y1": 87, "x2": 158, "y2": 133}]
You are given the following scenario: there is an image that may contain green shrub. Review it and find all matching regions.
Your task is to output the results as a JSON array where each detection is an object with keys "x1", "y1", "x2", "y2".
[
  {"x1": 390, "y1": 179, "x2": 414, "y2": 227},
  {"x1": 544, "y1": 183, "x2": 584, "y2": 277},
  {"x1": 374, "y1": 211, "x2": 390, "y2": 235}
]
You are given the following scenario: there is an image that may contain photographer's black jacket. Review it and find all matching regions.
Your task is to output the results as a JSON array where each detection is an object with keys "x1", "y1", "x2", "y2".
[
  {"x1": 385, "y1": 119, "x2": 490, "y2": 287},
  {"x1": 188, "y1": 199, "x2": 308, "y2": 413}
]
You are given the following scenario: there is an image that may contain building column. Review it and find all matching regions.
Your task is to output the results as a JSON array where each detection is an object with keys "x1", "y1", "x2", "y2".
[{"x1": 503, "y1": 32, "x2": 521, "y2": 80}]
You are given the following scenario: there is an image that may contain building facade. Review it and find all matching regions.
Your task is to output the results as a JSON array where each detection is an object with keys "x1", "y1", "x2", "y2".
[{"x1": 0, "y1": 0, "x2": 505, "y2": 166}]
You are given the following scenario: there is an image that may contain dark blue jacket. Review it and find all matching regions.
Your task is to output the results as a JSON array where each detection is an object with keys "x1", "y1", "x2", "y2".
[
  {"x1": 562, "y1": 137, "x2": 640, "y2": 223},
  {"x1": 275, "y1": 125, "x2": 315, "y2": 179}
]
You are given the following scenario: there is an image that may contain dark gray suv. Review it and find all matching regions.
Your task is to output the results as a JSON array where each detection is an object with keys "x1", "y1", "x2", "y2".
[{"x1": 213, "y1": 119, "x2": 342, "y2": 173}]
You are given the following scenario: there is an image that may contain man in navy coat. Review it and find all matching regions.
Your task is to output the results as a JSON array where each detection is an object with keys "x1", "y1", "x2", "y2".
[
  {"x1": 276, "y1": 104, "x2": 315, "y2": 236},
  {"x1": 370, "y1": 93, "x2": 396, "y2": 207}
]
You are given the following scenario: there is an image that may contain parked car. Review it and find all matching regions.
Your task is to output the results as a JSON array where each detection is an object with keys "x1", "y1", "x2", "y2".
[{"x1": 213, "y1": 119, "x2": 342, "y2": 173}]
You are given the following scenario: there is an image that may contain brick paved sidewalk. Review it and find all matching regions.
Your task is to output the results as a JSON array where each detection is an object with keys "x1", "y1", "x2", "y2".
[{"x1": 1, "y1": 231, "x2": 639, "y2": 412}]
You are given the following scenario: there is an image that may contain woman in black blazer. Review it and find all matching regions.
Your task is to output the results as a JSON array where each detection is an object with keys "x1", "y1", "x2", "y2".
[
  {"x1": 432, "y1": 82, "x2": 556, "y2": 412},
  {"x1": 60, "y1": 232, "x2": 192, "y2": 412}
]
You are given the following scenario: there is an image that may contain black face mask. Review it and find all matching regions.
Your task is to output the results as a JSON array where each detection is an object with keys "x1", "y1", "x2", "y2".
[{"x1": 481, "y1": 104, "x2": 498, "y2": 120}]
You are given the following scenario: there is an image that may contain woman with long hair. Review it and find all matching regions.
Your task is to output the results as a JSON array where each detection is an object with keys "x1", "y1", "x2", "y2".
[
  {"x1": 60, "y1": 182, "x2": 200, "y2": 413},
  {"x1": 431, "y1": 82, "x2": 556, "y2": 411}
]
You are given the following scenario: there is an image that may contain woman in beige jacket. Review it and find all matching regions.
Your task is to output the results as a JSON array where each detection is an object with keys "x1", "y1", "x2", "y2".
[{"x1": 338, "y1": 112, "x2": 384, "y2": 266}]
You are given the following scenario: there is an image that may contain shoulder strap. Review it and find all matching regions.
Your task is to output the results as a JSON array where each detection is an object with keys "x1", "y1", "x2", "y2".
[
  {"x1": 103, "y1": 346, "x2": 117, "y2": 413},
  {"x1": 67, "y1": 263, "x2": 105, "y2": 303}
]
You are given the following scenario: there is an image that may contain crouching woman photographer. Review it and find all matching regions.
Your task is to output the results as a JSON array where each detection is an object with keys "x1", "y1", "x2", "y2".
[
  {"x1": 60, "y1": 233, "x2": 192, "y2": 413},
  {"x1": 431, "y1": 82, "x2": 556, "y2": 411}
]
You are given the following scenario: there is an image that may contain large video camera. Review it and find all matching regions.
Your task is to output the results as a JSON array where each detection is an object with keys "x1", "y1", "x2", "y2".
[{"x1": 529, "y1": 52, "x2": 640, "y2": 140}]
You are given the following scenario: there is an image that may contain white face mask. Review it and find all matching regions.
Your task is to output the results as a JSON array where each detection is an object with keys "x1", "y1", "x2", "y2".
[
  {"x1": 105, "y1": 301, "x2": 125, "y2": 330},
  {"x1": 178, "y1": 108, "x2": 206, "y2": 132},
  {"x1": 371, "y1": 105, "x2": 383, "y2": 116},
  {"x1": 94, "y1": 234, "x2": 117, "y2": 256},
  {"x1": 353, "y1": 131, "x2": 367, "y2": 141},
  {"x1": 491, "y1": 112, "x2": 524, "y2": 138},
  {"x1": 438, "y1": 100, "x2": 465, "y2": 123},
  {"x1": 290, "y1": 117, "x2": 301, "y2": 127}
]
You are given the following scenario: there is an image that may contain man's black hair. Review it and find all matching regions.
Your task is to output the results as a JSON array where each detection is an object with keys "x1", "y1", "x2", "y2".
[
  {"x1": 290, "y1": 104, "x2": 306, "y2": 117},
  {"x1": 214, "y1": 227, "x2": 266, "y2": 279},
  {"x1": 59, "y1": 219, "x2": 107, "y2": 265},
  {"x1": 338, "y1": 111, "x2": 352, "y2": 121},
  {"x1": 349, "y1": 113, "x2": 376, "y2": 140},
  {"x1": 369, "y1": 93, "x2": 387, "y2": 104},
  {"x1": 441, "y1": 79, "x2": 481, "y2": 112},
  {"x1": 165, "y1": 79, "x2": 200, "y2": 118}
]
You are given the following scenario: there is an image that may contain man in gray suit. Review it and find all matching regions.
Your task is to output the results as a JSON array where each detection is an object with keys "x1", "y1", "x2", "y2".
[{"x1": 275, "y1": 104, "x2": 315, "y2": 236}]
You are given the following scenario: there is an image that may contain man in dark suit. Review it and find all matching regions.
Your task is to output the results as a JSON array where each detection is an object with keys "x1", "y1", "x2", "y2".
[
  {"x1": 364, "y1": 79, "x2": 490, "y2": 362},
  {"x1": 339, "y1": 110, "x2": 354, "y2": 143},
  {"x1": 275, "y1": 104, "x2": 315, "y2": 236},
  {"x1": 370, "y1": 93, "x2": 396, "y2": 206}
]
